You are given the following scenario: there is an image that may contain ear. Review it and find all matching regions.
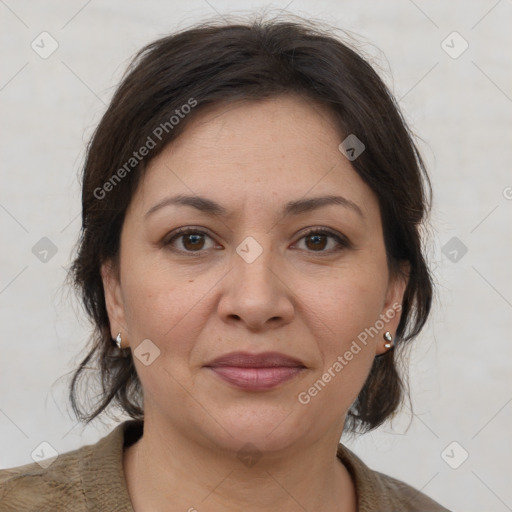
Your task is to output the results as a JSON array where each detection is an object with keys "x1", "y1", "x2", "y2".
[
  {"x1": 375, "y1": 261, "x2": 410, "y2": 356},
  {"x1": 101, "y1": 259, "x2": 128, "y2": 342}
]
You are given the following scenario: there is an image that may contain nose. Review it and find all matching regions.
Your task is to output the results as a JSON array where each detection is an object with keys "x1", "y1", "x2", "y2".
[{"x1": 217, "y1": 240, "x2": 295, "y2": 331}]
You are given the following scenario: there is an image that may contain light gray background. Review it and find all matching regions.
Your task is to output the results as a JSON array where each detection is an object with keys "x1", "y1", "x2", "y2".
[{"x1": 1, "y1": 1, "x2": 511, "y2": 510}]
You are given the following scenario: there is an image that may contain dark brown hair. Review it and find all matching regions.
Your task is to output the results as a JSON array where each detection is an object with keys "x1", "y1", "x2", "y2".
[{"x1": 67, "y1": 13, "x2": 433, "y2": 433}]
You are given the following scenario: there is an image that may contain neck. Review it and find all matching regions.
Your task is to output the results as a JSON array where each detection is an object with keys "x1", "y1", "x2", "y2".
[{"x1": 123, "y1": 414, "x2": 357, "y2": 512}]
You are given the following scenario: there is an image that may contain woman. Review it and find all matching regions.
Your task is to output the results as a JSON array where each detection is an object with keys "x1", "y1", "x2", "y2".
[{"x1": 0, "y1": 14, "x2": 450, "y2": 511}]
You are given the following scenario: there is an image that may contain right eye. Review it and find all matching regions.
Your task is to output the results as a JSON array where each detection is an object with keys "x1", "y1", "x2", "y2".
[{"x1": 163, "y1": 228, "x2": 219, "y2": 254}]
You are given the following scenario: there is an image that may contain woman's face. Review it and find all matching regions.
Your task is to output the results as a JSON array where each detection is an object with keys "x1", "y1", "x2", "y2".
[{"x1": 102, "y1": 95, "x2": 407, "y2": 453}]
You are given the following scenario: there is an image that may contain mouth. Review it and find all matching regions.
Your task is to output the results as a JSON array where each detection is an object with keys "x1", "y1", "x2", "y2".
[{"x1": 204, "y1": 351, "x2": 306, "y2": 391}]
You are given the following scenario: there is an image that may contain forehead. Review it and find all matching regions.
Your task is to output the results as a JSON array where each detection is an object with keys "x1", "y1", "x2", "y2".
[
  {"x1": 131, "y1": 95, "x2": 378, "y2": 223},
  {"x1": 173, "y1": 94, "x2": 342, "y2": 156}
]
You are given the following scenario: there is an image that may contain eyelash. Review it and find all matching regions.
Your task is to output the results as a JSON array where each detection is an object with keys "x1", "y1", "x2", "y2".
[{"x1": 163, "y1": 227, "x2": 351, "y2": 256}]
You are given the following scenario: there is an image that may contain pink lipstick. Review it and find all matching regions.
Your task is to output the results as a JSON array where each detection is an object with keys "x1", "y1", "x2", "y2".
[{"x1": 205, "y1": 351, "x2": 306, "y2": 391}]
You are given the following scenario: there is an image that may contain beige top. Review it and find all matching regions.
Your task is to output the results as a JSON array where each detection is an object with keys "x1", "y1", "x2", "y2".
[{"x1": 0, "y1": 419, "x2": 450, "y2": 511}]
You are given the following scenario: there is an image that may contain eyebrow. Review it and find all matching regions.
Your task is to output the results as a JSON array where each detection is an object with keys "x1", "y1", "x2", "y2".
[{"x1": 144, "y1": 193, "x2": 364, "y2": 220}]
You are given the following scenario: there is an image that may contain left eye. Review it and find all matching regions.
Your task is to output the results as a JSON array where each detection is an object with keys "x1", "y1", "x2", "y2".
[
  {"x1": 293, "y1": 229, "x2": 349, "y2": 253},
  {"x1": 164, "y1": 228, "x2": 349, "y2": 254}
]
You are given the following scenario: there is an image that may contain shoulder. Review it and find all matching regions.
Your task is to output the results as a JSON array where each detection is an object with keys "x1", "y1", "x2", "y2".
[
  {"x1": 0, "y1": 443, "x2": 89, "y2": 512},
  {"x1": 336, "y1": 443, "x2": 451, "y2": 511},
  {"x1": 0, "y1": 420, "x2": 140, "y2": 512},
  {"x1": 373, "y1": 470, "x2": 451, "y2": 511}
]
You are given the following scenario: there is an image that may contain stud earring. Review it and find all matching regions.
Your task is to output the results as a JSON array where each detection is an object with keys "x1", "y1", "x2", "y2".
[
  {"x1": 115, "y1": 332, "x2": 122, "y2": 349},
  {"x1": 383, "y1": 331, "x2": 393, "y2": 349}
]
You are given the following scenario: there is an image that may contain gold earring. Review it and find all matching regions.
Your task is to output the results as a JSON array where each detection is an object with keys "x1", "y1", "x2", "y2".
[
  {"x1": 383, "y1": 331, "x2": 393, "y2": 349},
  {"x1": 115, "y1": 332, "x2": 122, "y2": 349}
]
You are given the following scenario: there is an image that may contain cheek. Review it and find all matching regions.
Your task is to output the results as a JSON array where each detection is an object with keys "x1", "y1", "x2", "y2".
[
  {"x1": 297, "y1": 279, "x2": 380, "y2": 416},
  {"x1": 120, "y1": 270, "x2": 211, "y2": 403},
  {"x1": 296, "y1": 260, "x2": 387, "y2": 400},
  {"x1": 302, "y1": 263, "x2": 387, "y2": 343},
  {"x1": 120, "y1": 260, "x2": 208, "y2": 352}
]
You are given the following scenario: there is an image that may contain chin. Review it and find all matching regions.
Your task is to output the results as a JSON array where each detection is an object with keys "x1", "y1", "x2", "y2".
[{"x1": 197, "y1": 403, "x2": 308, "y2": 455}]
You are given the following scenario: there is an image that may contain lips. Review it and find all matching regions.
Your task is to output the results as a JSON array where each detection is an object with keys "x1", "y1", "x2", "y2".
[
  {"x1": 205, "y1": 351, "x2": 306, "y2": 391},
  {"x1": 206, "y1": 351, "x2": 305, "y2": 368}
]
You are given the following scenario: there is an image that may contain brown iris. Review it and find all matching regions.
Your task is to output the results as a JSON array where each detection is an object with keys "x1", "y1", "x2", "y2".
[
  {"x1": 182, "y1": 233, "x2": 205, "y2": 251},
  {"x1": 305, "y1": 233, "x2": 327, "y2": 251}
]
